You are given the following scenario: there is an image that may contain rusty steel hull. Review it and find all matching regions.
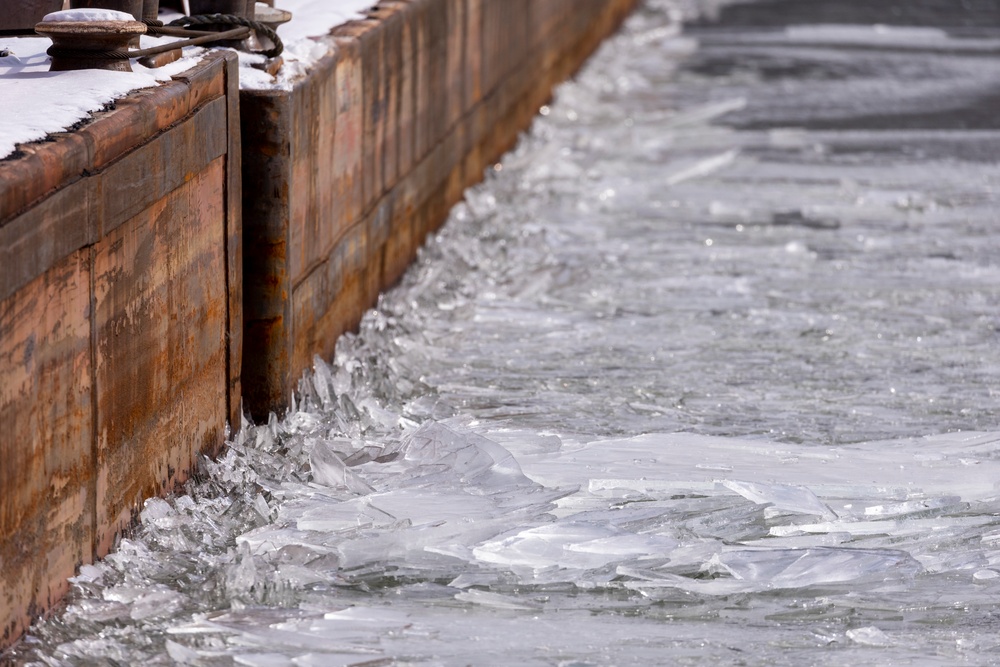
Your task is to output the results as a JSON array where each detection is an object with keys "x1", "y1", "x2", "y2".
[
  {"x1": 241, "y1": 0, "x2": 639, "y2": 418},
  {"x1": 0, "y1": 53, "x2": 242, "y2": 649}
]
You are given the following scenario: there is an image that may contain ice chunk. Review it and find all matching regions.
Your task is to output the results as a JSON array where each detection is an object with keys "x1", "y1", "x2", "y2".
[
  {"x1": 64, "y1": 599, "x2": 130, "y2": 623},
  {"x1": 785, "y1": 24, "x2": 949, "y2": 45},
  {"x1": 165, "y1": 639, "x2": 202, "y2": 665},
  {"x1": 587, "y1": 478, "x2": 717, "y2": 498},
  {"x1": 320, "y1": 606, "x2": 413, "y2": 625},
  {"x1": 666, "y1": 149, "x2": 739, "y2": 186},
  {"x1": 129, "y1": 589, "x2": 185, "y2": 620},
  {"x1": 721, "y1": 479, "x2": 835, "y2": 518},
  {"x1": 712, "y1": 547, "x2": 922, "y2": 588},
  {"x1": 846, "y1": 626, "x2": 894, "y2": 647},
  {"x1": 627, "y1": 546, "x2": 923, "y2": 597},
  {"x1": 69, "y1": 563, "x2": 105, "y2": 584},
  {"x1": 221, "y1": 624, "x2": 382, "y2": 655},
  {"x1": 309, "y1": 441, "x2": 375, "y2": 494},
  {"x1": 356, "y1": 396, "x2": 400, "y2": 431},
  {"x1": 681, "y1": 499, "x2": 771, "y2": 542},
  {"x1": 140, "y1": 496, "x2": 173, "y2": 523},
  {"x1": 396, "y1": 422, "x2": 550, "y2": 508},
  {"x1": 484, "y1": 429, "x2": 564, "y2": 455},
  {"x1": 225, "y1": 544, "x2": 260, "y2": 600},
  {"x1": 230, "y1": 653, "x2": 292, "y2": 667},
  {"x1": 312, "y1": 355, "x2": 336, "y2": 408},
  {"x1": 402, "y1": 422, "x2": 535, "y2": 491},
  {"x1": 253, "y1": 493, "x2": 272, "y2": 521},
  {"x1": 295, "y1": 496, "x2": 397, "y2": 533},
  {"x1": 667, "y1": 98, "x2": 747, "y2": 128},
  {"x1": 239, "y1": 525, "x2": 340, "y2": 557},
  {"x1": 770, "y1": 515, "x2": 997, "y2": 538},
  {"x1": 454, "y1": 589, "x2": 542, "y2": 610},
  {"x1": 366, "y1": 489, "x2": 502, "y2": 525},
  {"x1": 863, "y1": 496, "x2": 963, "y2": 518},
  {"x1": 273, "y1": 564, "x2": 335, "y2": 588},
  {"x1": 472, "y1": 522, "x2": 677, "y2": 573}
]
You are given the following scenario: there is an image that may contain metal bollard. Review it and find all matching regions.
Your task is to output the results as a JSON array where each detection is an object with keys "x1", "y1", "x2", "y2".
[
  {"x1": 143, "y1": 0, "x2": 161, "y2": 23},
  {"x1": 36, "y1": 16, "x2": 147, "y2": 72},
  {"x1": 68, "y1": 0, "x2": 144, "y2": 46},
  {"x1": 188, "y1": 0, "x2": 255, "y2": 19},
  {"x1": 66, "y1": 1, "x2": 161, "y2": 25},
  {"x1": 254, "y1": 3, "x2": 290, "y2": 32}
]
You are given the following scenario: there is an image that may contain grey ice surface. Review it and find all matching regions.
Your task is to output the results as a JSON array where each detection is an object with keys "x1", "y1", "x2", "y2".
[{"x1": 8, "y1": 0, "x2": 1000, "y2": 665}]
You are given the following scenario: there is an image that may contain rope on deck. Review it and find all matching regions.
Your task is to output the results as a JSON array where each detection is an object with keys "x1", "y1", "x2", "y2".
[
  {"x1": 167, "y1": 13, "x2": 283, "y2": 58},
  {"x1": 44, "y1": 13, "x2": 283, "y2": 63}
]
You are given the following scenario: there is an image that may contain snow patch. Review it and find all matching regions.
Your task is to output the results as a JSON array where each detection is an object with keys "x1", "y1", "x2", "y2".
[{"x1": 44, "y1": 9, "x2": 138, "y2": 22}]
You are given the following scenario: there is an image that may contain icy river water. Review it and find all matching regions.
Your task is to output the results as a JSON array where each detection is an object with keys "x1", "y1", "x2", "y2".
[{"x1": 10, "y1": 0, "x2": 1000, "y2": 664}]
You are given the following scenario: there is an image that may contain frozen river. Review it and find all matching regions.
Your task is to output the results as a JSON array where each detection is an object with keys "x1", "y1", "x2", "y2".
[{"x1": 10, "y1": 0, "x2": 1000, "y2": 664}]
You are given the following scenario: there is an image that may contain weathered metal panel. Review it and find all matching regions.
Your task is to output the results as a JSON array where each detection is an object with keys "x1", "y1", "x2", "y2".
[
  {"x1": 445, "y1": 0, "x2": 467, "y2": 131},
  {"x1": 93, "y1": 158, "x2": 230, "y2": 555},
  {"x1": 411, "y1": 0, "x2": 431, "y2": 163},
  {"x1": 307, "y1": 51, "x2": 340, "y2": 277},
  {"x1": 286, "y1": 49, "x2": 348, "y2": 286},
  {"x1": 463, "y1": 0, "x2": 483, "y2": 111},
  {"x1": 332, "y1": 33, "x2": 365, "y2": 237},
  {"x1": 292, "y1": 220, "x2": 378, "y2": 372},
  {"x1": 409, "y1": 0, "x2": 448, "y2": 162},
  {"x1": 480, "y1": 0, "x2": 503, "y2": 97},
  {"x1": 529, "y1": 0, "x2": 572, "y2": 72},
  {"x1": 225, "y1": 50, "x2": 244, "y2": 430},
  {"x1": 443, "y1": 119, "x2": 468, "y2": 214},
  {"x1": 391, "y1": 1, "x2": 416, "y2": 180},
  {"x1": 0, "y1": 179, "x2": 98, "y2": 303},
  {"x1": 360, "y1": 18, "x2": 386, "y2": 205},
  {"x1": 381, "y1": 197, "x2": 418, "y2": 289},
  {"x1": 373, "y1": 2, "x2": 402, "y2": 194},
  {"x1": 99, "y1": 101, "x2": 229, "y2": 236},
  {"x1": 426, "y1": 0, "x2": 449, "y2": 152},
  {"x1": 0, "y1": 250, "x2": 93, "y2": 650},
  {"x1": 289, "y1": 62, "x2": 319, "y2": 285},
  {"x1": 240, "y1": 89, "x2": 294, "y2": 418},
  {"x1": 97, "y1": 72, "x2": 225, "y2": 169},
  {"x1": 390, "y1": 5, "x2": 407, "y2": 192}
]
